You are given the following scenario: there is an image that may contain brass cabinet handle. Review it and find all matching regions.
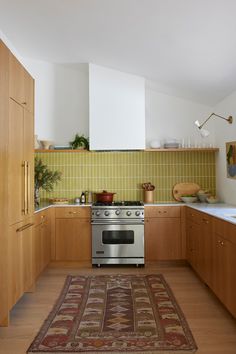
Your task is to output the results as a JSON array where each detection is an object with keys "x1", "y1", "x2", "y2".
[
  {"x1": 202, "y1": 218, "x2": 209, "y2": 224},
  {"x1": 27, "y1": 162, "x2": 30, "y2": 214},
  {"x1": 16, "y1": 222, "x2": 34, "y2": 233},
  {"x1": 21, "y1": 102, "x2": 27, "y2": 105},
  {"x1": 69, "y1": 211, "x2": 79, "y2": 214},
  {"x1": 22, "y1": 161, "x2": 27, "y2": 215}
]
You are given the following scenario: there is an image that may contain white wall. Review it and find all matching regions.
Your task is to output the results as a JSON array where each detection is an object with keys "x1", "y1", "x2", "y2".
[
  {"x1": 214, "y1": 91, "x2": 236, "y2": 205},
  {"x1": 145, "y1": 86, "x2": 214, "y2": 148}
]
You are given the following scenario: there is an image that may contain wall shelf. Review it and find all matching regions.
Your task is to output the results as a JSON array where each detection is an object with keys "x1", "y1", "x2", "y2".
[
  {"x1": 144, "y1": 148, "x2": 219, "y2": 152},
  {"x1": 35, "y1": 148, "x2": 219, "y2": 153}
]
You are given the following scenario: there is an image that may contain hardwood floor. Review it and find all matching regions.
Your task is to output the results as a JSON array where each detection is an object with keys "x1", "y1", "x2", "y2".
[{"x1": 0, "y1": 263, "x2": 236, "y2": 353}]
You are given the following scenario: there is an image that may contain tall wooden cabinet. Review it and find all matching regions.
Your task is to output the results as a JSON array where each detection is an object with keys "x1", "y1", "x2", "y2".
[
  {"x1": 0, "y1": 40, "x2": 35, "y2": 326},
  {"x1": 0, "y1": 40, "x2": 10, "y2": 326}
]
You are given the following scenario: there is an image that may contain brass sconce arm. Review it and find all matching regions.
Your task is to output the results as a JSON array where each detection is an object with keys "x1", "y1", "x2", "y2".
[{"x1": 198, "y1": 113, "x2": 233, "y2": 129}]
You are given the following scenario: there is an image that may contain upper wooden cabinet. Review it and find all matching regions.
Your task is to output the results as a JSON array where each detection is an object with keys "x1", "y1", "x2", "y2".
[
  {"x1": 8, "y1": 50, "x2": 34, "y2": 226},
  {"x1": 9, "y1": 52, "x2": 34, "y2": 113}
]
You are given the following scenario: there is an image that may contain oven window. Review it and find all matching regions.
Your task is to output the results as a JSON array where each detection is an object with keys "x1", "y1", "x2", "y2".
[{"x1": 102, "y1": 230, "x2": 134, "y2": 244}]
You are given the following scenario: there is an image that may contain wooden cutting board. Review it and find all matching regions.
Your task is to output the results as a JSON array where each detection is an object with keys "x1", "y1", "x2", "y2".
[{"x1": 172, "y1": 182, "x2": 201, "y2": 201}]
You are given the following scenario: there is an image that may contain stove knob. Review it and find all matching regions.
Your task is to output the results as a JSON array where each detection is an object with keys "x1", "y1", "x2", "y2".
[
  {"x1": 104, "y1": 210, "x2": 110, "y2": 216},
  {"x1": 126, "y1": 211, "x2": 132, "y2": 216},
  {"x1": 96, "y1": 211, "x2": 101, "y2": 216},
  {"x1": 135, "y1": 211, "x2": 141, "y2": 216},
  {"x1": 115, "y1": 209, "x2": 121, "y2": 215}
]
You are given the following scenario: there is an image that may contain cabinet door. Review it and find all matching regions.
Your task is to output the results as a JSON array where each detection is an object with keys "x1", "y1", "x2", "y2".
[
  {"x1": 21, "y1": 222, "x2": 34, "y2": 292},
  {"x1": 145, "y1": 218, "x2": 182, "y2": 261},
  {"x1": 8, "y1": 99, "x2": 24, "y2": 225},
  {"x1": 212, "y1": 233, "x2": 236, "y2": 317},
  {"x1": 9, "y1": 52, "x2": 25, "y2": 105},
  {"x1": 55, "y1": 219, "x2": 91, "y2": 261},
  {"x1": 186, "y1": 220, "x2": 200, "y2": 270},
  {"x1": 8, "y1": 220, "x2": 34, "y2": 309},
  {"x1": 8, "y1": 223, "x2": 23, "y2": 309},
  {"x1": 34, "y1": 223, "x2": 43, "y2": 279},
  {"x1": 24, "y1": 68, "x2": 34, "y2": 113},
  {"x1": 198, "y1": 216, "x2": 213, "y2": 286}
]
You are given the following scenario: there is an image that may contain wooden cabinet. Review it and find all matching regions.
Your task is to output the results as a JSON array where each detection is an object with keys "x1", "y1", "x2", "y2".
[
  {"x1": 186, "y1": 208, "x2": 213, "y2": 286},
  {"x1": 0, "y1": 40, "x2": 9, "y2": 326},
  {"x1": 9, "y1": 52, "x2": 34, "y2": 113},
  {"x1": 8, "y1": 58, "x2": 34, "y2": 226},
  {"x1": 55, "y1": 207, "x2": 91, "y2": 262},
  {"x1": 34, "y1": 209, "x2": 51, "y2": 279},
  {"x1": 145, "y1": 206, "x2": 183, "y2": 261},
  {"x1": 0, "y1": 40, "x2": 35, "y2": 325},
  {"x1": 8, "y1": 218, "x2": 34, "y2": 309},
  {"x1": 212, "y1": 219, "x2": 236, "y2": 318}
]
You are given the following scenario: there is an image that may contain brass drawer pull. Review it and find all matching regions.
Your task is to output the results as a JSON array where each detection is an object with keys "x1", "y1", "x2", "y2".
[
  {"x1": 16, "y1": 222, "x2": 34, "y2": 233},
  {"x1": 202, "y1": 218, "x2": 209, "y2": 224},
  {"x1": 69, "y1": 211, "x2": 79, "y2": 214}
]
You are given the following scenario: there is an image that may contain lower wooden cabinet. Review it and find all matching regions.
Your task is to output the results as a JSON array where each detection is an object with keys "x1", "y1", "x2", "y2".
[
  {"x1": 186, "y1": 209, "x2": 213, "y2": 286},
  {"x1": 54, "y1": 207, "x2": 91, "y2": 262},
  {"x1": 212, "y1": 219, "x2": 236, "y2": 318},
  {"x1": 8, "y1": 218, "x2": 34, "y2": 309},
  {"x1": 145, "y1": 206, "x2": 182, "y2": 261},
  {"x1": 34, "y1": 209, "x2": 51, "y2": 279}
]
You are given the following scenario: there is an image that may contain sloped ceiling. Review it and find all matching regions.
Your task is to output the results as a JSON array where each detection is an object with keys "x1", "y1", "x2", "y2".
[{"x1": 1, "y1": 0, "x2": 236, "y2": 105}]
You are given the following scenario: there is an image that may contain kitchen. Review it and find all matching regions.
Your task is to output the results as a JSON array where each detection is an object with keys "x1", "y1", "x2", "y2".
[{"x1": 1, "y1": 1, "x2": 236, "y2": 354}]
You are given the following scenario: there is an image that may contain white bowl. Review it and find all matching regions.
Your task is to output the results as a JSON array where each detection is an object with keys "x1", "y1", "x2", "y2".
[
  {"x1": 206, "y1": 197, "x2": 219, "y2": 204},
  {"x1": 181, "y1": 196, "x2": 198, "y2": 203},
  {"x1": 197, "y1": 193, "x2": 210, "y2": 202}
]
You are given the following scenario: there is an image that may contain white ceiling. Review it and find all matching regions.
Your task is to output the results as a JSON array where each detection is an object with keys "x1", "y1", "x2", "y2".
[{"x1": 1, "y1": 0, "x2": 236, "y2": 105}]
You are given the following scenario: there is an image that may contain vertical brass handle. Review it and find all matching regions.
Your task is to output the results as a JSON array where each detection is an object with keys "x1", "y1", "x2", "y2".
[
  {"x1": 27, "y1": 162, "x2": 30, "y2": 214},
  {"x1": 23, "y1": 161, "x2": 27, "y2": 215}
]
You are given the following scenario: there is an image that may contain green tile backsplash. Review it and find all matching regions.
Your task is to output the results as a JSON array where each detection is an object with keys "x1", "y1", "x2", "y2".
[{"x1": 35, "y1": 150, "x2": 216, "y2": 202}]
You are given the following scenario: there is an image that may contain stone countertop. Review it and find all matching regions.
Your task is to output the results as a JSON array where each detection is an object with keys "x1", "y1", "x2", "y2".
[
  {"x1": 34, "y1": 202, "x2": 92, "y2": 213},
  {"x1": 185, "y1": 202, "x2": 236, "y2": 225},
  {"x1": 35, "y1": 201, "x2": 236, "y2": 225}
]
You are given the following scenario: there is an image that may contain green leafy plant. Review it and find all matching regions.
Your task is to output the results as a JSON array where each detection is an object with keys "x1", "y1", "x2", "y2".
[
  {"x1": 69, "y1": 133, "x2": 89, "y2": 150},
  {"x1": 35, "y1": 157, "x2": 62, "y2": 192}
]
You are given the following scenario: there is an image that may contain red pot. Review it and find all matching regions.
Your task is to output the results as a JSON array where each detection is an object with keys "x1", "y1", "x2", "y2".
[{"x1": 96, "y1": 190, "x2": 116, "y2": 203}]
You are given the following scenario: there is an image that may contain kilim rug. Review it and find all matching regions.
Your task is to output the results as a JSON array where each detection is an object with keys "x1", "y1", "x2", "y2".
[{"x1": 27, "y1": 274, "x2": 197, "y2": 354}]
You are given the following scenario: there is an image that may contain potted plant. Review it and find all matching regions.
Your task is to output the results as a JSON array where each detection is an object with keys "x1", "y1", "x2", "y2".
[
  {"x1": 69, "y1": 133, "x2": 89, "y2": 150},
  {"x1": 34, "y1": 157, "x2": 62, "y2": 207}
]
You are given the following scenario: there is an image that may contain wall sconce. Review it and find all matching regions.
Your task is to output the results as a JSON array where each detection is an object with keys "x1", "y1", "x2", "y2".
[{"x1": 195, "y1": 113, "x2": 233, "y2": 137}]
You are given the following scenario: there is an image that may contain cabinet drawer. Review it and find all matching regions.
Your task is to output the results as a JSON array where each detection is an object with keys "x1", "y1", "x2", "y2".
[
  {"x1": 145, "y1": 206, "x2": 180, "y2": 218},
  {"x1": 214, "y1": 217, "x2": 236, "y2": 245},
  {"x1": 55, "y1": 206, "x2": 91, "y2": 219},
  {"x1": 186, "y1": 207, "x2": 212, "y2": 225}
]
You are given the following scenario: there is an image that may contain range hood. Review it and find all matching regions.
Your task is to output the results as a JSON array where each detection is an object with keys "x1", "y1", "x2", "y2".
[{"x1": 89, "y1": 64, "x2": 145, "y2": 150}]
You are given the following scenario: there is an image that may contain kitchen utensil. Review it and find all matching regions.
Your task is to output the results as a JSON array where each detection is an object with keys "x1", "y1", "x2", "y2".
[
  {"x1": 172, "y1": 182, "x2": 201, "y2": 201},
  {"x1": 142, "y1": 182, "x2": 155, "y2": 191},
  {"x1": 96, "y1": 190, "x2": 116, "y2": 202}
]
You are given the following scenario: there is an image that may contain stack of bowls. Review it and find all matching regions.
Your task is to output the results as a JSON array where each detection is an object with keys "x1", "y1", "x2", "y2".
[{"x1": 197, "y1": 190, "x2": 210, "y2": 202}]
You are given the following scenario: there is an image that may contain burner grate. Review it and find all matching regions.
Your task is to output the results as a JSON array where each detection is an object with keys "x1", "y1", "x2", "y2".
[{"x1": 92, "y1": 201, "x2": 143, "y2": 207}]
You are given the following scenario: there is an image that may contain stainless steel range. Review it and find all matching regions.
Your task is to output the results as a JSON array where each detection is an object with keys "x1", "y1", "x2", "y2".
[{"x1": 91, "y1": 201, "x2": 144, "y2": 266}]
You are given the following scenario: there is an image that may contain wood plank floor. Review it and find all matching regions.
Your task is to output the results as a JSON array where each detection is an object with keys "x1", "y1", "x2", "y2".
[{"x1": 0, "y1": 263, "x2": 236, "y2": 353}]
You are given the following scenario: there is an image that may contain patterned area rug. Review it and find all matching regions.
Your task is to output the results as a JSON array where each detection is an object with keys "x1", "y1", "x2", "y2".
[{"x1": 27, "y1": 274, "x2": 197, "y2": 353}]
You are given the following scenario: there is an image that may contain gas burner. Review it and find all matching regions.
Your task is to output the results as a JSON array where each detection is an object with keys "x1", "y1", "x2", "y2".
[{"x1": 93, "y1": 201, "x2": 143, "y2": 207}]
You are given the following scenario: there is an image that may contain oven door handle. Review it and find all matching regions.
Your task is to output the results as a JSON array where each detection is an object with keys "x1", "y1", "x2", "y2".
[{"x1": 91, "y1": 220, "x2": 144, "y2": 225}]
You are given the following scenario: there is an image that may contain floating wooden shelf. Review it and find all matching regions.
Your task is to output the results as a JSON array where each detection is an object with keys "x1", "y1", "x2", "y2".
[
  {"x1": 35, "y1": 148, "x2": 219, "y2": 153},
  {"x1": 35, "y1": 149, "x2": 90, "y2": 152},
  {"x1": 144, "y1": 148, "x2": 219, "y2": 152}
]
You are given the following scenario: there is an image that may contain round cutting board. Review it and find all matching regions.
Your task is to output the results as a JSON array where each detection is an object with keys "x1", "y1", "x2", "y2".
[{"x1": 172, "y1": 182, "x2": 201, "y2": 201}]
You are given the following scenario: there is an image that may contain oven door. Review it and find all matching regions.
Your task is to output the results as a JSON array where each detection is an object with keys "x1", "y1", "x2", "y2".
[{"x1": 92, "y1": 222, "x2": 144, "y2": 259}]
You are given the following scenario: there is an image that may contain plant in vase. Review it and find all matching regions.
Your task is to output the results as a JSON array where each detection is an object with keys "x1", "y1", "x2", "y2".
[
  {"x1": 69, "y1": 133, "x2": 89, "y2": 150},
  {"x1": 34, "y1": 157, "x2": 62, "y2": 207}
]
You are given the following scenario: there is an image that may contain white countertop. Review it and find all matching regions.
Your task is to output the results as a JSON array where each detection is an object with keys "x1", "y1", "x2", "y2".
[
  {"x1": 185, "y1": 202, "x2": 236, "y2": 225},
  {"x1": 35, "y1": 201, "x2": 236, "y2": 225}
]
